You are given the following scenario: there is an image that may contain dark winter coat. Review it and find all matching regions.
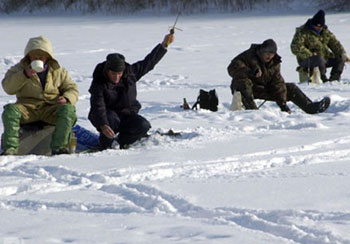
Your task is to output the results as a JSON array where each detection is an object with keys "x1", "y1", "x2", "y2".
[
  {"x1": 291, "y1": 19, "x2": 346, "y2": 62},
  {"x1": 88, "y1": 44, "x2": 167, "y2": 129},
  {"x1": 227, "y1": 44, "x2": 287, "y2": 106}
]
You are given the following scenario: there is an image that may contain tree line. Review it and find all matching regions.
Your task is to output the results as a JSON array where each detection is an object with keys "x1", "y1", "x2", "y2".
[{"x1": 0, "y1": 0, "x2": 348, "y2": 14}]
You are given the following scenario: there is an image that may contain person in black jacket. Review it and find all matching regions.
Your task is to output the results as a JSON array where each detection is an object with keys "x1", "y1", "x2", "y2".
[{"x1": 88, "y1": 33, "x2": 174, "y2": 149}]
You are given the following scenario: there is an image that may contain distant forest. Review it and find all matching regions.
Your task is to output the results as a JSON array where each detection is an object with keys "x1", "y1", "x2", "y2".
[{"x1": 0, "y1": 0, "x2": 349, "y2": 14}]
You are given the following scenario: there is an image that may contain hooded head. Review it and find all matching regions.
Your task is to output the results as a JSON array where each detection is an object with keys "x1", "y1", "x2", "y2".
[
  {"x1": 104, "y1": 53, "x2": 126, "y2": 73},
  {"x1": 311, "y1": 9, "x2": 325, "y2": 27},
  {"x1": 22, "y1": 35, "x2": 59, "y2": 69},
  {"x1": 24, "y1": 36, "x2": 55, "y2": 59},
  {"x1": 258, "y1": 39, "x2": 277, "y2": 54}
]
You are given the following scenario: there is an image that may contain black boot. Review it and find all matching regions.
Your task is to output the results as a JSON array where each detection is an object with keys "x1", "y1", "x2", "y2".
[
  {"x1": 329, "y1": 55, "x2": 346, "y2": 81},
  {"x1": 240, "y1": 90, "x2": 258, "y2": 110},
  {"x1": 308, "y1": 97, "x2": 331, "y2": 114},
  {"x1": 241, "y1": 95, "x2": 258, "y2": 110},
  {"x1": 287, "y1": 83, "x2": 330, "y2": 114},
  {"x1": 329, "y1": 73, "x2": 341, "y2": 82},
  {"x1": 321, "y1": 74, "x2": 329, "y2": 83}
]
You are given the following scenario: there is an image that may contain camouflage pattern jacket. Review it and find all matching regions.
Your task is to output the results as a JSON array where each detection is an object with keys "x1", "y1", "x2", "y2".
[
  {"x1": 291, "y1": 19, "x2": 346, "y2": 62},
  {"x1": 227, "y1": 44, "x2": 287, "y2": 106}
]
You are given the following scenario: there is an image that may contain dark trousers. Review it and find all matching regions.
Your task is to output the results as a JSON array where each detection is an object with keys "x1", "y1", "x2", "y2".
[
  {"x1": 251, "y1": 83, "x2": 301, "y2": 102},
  {"x1": 99, "y1": 110, "x2": 151, "y2": 149},
  {"x1": 298, "y1": 55, "x2": 346, "y2": 81},
  {"x1": 254, "y1": 83, "x2": 320, "y2": 114}
]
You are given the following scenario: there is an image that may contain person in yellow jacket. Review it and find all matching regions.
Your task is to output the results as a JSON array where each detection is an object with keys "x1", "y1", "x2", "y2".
[{"x1": 1, "y1": 36, "x2": 79, "y2": 155}]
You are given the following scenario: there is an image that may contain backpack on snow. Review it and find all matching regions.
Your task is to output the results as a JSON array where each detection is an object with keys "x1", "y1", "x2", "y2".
[{"x1": 191, "y1": 89, "x2": 219, "y2": 112}]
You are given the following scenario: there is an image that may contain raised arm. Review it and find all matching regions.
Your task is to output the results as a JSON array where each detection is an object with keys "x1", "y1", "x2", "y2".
[{"x1": 130, "y1": 33, "x2": 174, "y2": 81}]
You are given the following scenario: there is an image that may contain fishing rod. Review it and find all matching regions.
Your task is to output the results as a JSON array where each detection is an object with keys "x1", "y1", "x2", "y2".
[
  {"x1": 164, "y1": 11, "x2": 182, "y2": 48},
  {"x1": 258, "y1": 100, "x2": 267, "y2": 109},
  {"x1": 165, "y1": 0, "x2": 189, "y2": 48}
]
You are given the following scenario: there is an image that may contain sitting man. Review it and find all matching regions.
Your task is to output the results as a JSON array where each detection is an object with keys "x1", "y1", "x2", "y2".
[
  {"x1": 88, "y1": 33, "x2": 174, "y2": 150},
  {"x1": 1, "y1": 36, "x2": 79, "y2": 155},
  {"x1": 227, "y1": 39, "x2": 330, "y2": 114},
  {"x1": 291, "y1": 9, "x2": 349, "y2": 82}
]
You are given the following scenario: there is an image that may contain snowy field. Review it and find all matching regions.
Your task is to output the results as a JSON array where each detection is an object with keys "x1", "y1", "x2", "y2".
[{"x1": 1, "y1": 12, "x2": 350, "y2": 244}]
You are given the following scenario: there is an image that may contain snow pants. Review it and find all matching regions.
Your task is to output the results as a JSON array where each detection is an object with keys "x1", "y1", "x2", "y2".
[{"x1": 1, "y1": 103, "x2": 77, "y2": 152}]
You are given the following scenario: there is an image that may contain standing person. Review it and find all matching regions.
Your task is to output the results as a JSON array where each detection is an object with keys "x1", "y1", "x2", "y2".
[
  {"x1": 1, "y1": 36, "x2": 79, "y2": 155},
  {"x1": 88, "y1": 33, "x2": 174, "y2": 150},
  {"x1": 227, "y1": 39, "x2": 330, "y2": 114},
  {"x1": 291, "y1": 9, "x2": 349, "y2": 82}
]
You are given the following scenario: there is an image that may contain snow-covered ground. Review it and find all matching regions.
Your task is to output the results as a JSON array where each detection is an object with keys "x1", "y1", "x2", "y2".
[{"x1": 1, "y1": 12, "x2": 350, "y2": 244}]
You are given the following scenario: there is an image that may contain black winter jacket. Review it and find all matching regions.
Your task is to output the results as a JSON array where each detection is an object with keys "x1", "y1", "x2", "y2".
[{"x1": 88, "y1": 44, "x2": 167, "y2": 129}]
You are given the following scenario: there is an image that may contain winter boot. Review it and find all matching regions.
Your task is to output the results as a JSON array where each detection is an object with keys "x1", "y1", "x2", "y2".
[
  {"x1": 50, "y1": 104, "x2": 77, "y2": 152},
  {"x1": 288, "y1": 84, "x2": 330, "y2": 114},
  {"x1": 240, "y1": 89, "x2": 258, "y2": 110},
  {"x1": 241, "y1": 95, "x2": 258, "y2": 110},
  {"x1": 321, "y1": 74, "x2": 328, "y2": 83},
  {"x1": 2, "y1": 147, "x2": 18, "y2": 156},
  {"x1": 329, "y1": 55, "x2": 347, "y2": 81},
  {"x1": 307, "y1": 97, "x2": 331, "y2": 114},
  {"x1": 52, "y1": 148, "x2": 69, "y2": 155},
  {"x1": 328, "y1": 72, "x2": 341, "y2": 82},
  {"x1": 1, "y1": 104, "x2": 22, "y2": 154}
]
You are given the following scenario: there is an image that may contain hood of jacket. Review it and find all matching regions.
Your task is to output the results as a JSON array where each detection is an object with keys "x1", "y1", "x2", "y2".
[{"x1": 21, "y1": 36, "x2": 60, "y2": 70}]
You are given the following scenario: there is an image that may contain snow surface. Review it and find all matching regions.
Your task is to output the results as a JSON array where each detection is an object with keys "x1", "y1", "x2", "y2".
[{"x1": 1, "y1": 12, "x2": 350, "y2": 244}]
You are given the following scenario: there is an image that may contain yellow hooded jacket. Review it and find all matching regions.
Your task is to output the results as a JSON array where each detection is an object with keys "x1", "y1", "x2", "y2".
[{"x1": 2, "y1": 36, "x2": 78, "y2": 106}]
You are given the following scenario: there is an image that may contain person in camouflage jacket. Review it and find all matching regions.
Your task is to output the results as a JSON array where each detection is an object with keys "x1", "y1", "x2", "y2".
[
  {"x1": 227, "y1": 39, "x2": 330, "y2": 114},
  {"x1": 291, "y1": 10, "x2": 349, "y2": 82}
]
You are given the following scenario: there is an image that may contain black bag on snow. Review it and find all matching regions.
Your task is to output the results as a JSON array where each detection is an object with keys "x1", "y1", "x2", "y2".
[{"x1": 192, "y1": 89, "x2": 219, "y2": 112}]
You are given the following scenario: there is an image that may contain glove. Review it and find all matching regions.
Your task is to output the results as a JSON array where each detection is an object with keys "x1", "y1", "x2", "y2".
[
  {"x1": 249, "y1": 67, "x2": 262, "y2": 78},
  {"x1": 279, "y1": 103, "x2": 291, "y2": 114}
]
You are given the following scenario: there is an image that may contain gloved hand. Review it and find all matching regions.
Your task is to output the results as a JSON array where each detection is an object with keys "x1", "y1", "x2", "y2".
[
  {"x1": 279, "y1": 103, "x2": 291, "y2": 114},
  {"x1": 249, "y1": 67, "x2": 262, "y2": 78}
]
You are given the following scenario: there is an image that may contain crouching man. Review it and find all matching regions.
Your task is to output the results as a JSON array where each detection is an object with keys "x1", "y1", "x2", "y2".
[
  {"x1": 291, "y1": 10, "x2": 349, "y2": 82},
  {"x1": 88, "y1": 33, "x2": 174, "y2": 150},
  {"x1": 1, "y1": 36, "x2": 79, "y2": 155},
  {"x1": 227, "y1": 39, "x2": 330, "y2": 114}
]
